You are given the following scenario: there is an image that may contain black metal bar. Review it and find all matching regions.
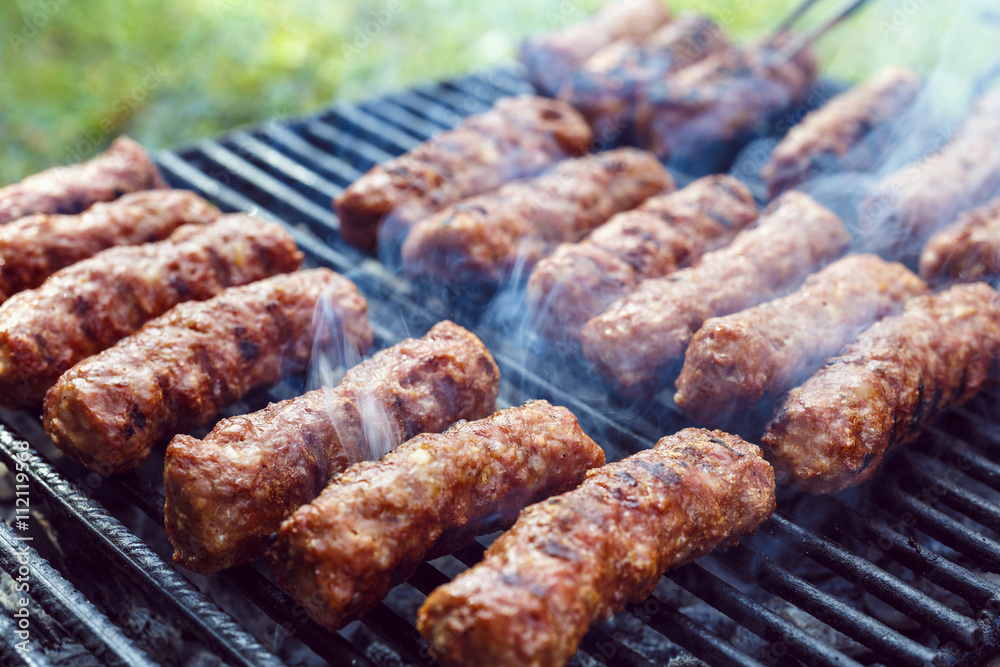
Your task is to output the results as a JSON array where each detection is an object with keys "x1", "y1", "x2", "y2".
[
  {"x1": 356, "y1": 99, "x2": 444, "y2": 141},
  {"x1": 669, "y1": 563, "x2": 863, "y2": 667},
  {"x1": 765, "y1": 514, "x2": 983, "y2": 649},
  {"x1": 901, "y1": 452, "x2": 1000, "y2": 535},
  {"x1": 0, "y1": 430, "x2": 281, "y2": 667},
  {"x1": 323, "y1": 104, "x2": 422, "y2": 153},
  {"x1": 0, "y1": 611, "x2": 53, "y2": 667},
  {"x1": 302, "y1": 119, "x2": 396, "y2": 167},
  {"x1": 261, "y1": 124, "x2": 364, "y2": 186},
  {"x1": 927, "y1": 427, "x2": 1000, "y2": 491},
  {"x1": 361, "y1": 601, "x2": 433, "y2": 665},
  {"x1": 630, "y1": 595, "x2": 767, "y2": 667},
  {"x1": 714, "y1": 545, "x2": 938, "y2": 666},
  {"x1": 877, "y1": 482, "x2": 1000, "y2": 573},
  {"x1": 226, "y1": 131, "x2": 344, "y2": 199},
  {"x1": 0, "y1": 521, "x2": 154, "y2": 667},
  {"x1": 826, "y1": 500, "x2": 1000, "y2": 612},
  {"x1": 382, "y1": 90, "x2": 462, "y2": 128}
]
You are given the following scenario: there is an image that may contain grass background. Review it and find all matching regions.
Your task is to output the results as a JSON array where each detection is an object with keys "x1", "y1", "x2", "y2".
[{"x1": 1, "y1": 0, "x2": 997, "y2": 185}]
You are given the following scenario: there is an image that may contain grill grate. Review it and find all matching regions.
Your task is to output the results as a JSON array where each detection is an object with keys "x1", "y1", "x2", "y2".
[{"x1": 2, "y1": 66, "x2": 1000, "y2": 666}]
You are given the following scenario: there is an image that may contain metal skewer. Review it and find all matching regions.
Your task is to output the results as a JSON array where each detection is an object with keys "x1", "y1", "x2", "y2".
[{"x1": 767, "y1": 0, "x2": 878, "y2": 62}]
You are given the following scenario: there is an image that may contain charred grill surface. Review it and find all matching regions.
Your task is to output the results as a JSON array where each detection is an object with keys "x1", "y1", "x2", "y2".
[
  {"x1": 334, "y1": 95, "x2": 593, "y2": 252},
  {"x1": 0, "y1": 214, "x2": 302, "y2": 407},
  {"x1": 0, "y1": 190, "x2": 221, "y2": 303},
  {"x1": 267, "y1": 400, "x2": 605, "y2": 632},
  {"x1": 400, "y1": 148, "x2": 673, "y2": 282},
  {"x1": 417, "y1": 428, "x2": 775, "y2": 667},
  {"x1": 0, "y1": 137, "x2": 168, "y2": 224},
  {"x1": 518, "y1": 0, "x2": 671, "y2": 97},
  {"x1": 43, "y1": 268, "x2": 373, "y2": 475},
  {"x1": 763, "y1": 66, "x2": 920, "y2": 198},
  {"x1": 526, "y1": 174, "x2": 758, "y2": 342},
  {"x1": 763, "y1": 282, "x2": 1000, "y2": 494},
  {"x1": 675, "y1": 254, "x2": 928, "y2": 428},
  {"x1": 582, "y1": 192, "x2": 850, "y2": 398},
  {"x1": 164, "y1": 320, "x2": 500, "y2": 574}
]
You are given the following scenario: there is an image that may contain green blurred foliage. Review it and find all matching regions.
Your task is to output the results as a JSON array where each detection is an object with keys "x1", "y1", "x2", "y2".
[{"x1": 1, "y1": 0, "x2": 996, "y2": 184}]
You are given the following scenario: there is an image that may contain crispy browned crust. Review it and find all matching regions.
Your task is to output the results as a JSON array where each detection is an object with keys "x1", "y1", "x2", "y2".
[
  {"x1": 860, "y1": 90, "x2": 1000, "y2": 259},
  {"x1": 0, "y1": 137, "x2": 168, "y2": 224},
  {"x1": 582, "y1": 192, "x2": 850, "y2": 397},
  {"x1": 0, "y1": 214, "x2": 302, "y2": 407},
  {"x1": 762, "y1": 283, "x2": 1000, "y2": 494},
  {"x1": 43, "y1": 269, "x2": 371, "y2": 475},
  {"x1": 763, "y1": 66, "x2": 920, "y2": 199},
  {"x1": 633, "y1": 43, "x2": 817, "y2": 168},
  {"x1": 560, "y1": 14, "x2": 730, "y2": 140},
  {"x1": 164, "y1": 320, "x2": 500, "y2": 574},
  {"x1": 919, "y1": 196, "x2": 1000, "y2": 284},
  {"x1": 400, "y1": 148, "x2": 672, "y2": 281},
  {"x1": 675, "y1": 254, "x2": 928, "y2": 427},
  {"x1": 527, "y1": 175, "x2": 757, "y2": 341},
  {"x1": 334, "y1": 96, "x2": 593, "y2": 252},
  {"x1": 518, "y1": 0, "x2": 671, "y2": 97},
  {"x1": 0, "y1": 190, "x2": 220, "y2": 303},
  {"x1": 268, "y1": 400, "x2": 605, "y2": 632},
  {"x1": 417, "y1": 428, "x2": 775, "y2": 667}
]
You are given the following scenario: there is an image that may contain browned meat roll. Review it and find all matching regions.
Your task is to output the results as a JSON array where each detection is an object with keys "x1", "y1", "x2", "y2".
[
  {"x1": 675, "y1": 254, "x2": 928, "y2": 427},
  {"x1": 400, "y1": 148, "x2": 672, "y2": 282},
  {"x1": 526, "y1": 175, "x2": 758, "y2": 342},
  {"x1": 582, "y1": 192, "x2": 850, "y2": 397},
  {"x1": 860, "y1": 89, "x2": 1000, "y2": 259},
  {"x1": 267, "y1": 400, "x2": 605, "y2": 632},
  {"x1": 0, "y1": 214, "x2": 302, "y2": 407},
  {"x1": 417, "y1": 428, "x2": 775, "y2": 667},
  {"x1": 164, "y1": 320, "x2": 500, "y2": 574},
  {"x1": 633, "y1": 42, "x2": 816, "y2": 172},
  {"x1": 560, "y1": 14, "x2": 731, "y2": 141},
  {"x1": 519, "y1": 0, "x2": 671, "y2": 97},
  {"x1": 0, "y1": 190, "x2": 220, "y2": 303},
  {"x1": 763, "y1": 66, "x2": 920, "y2": 199},
  {"x1": 919, "y1": 196, "x2": 1000, "y2": 284},
  {"x1": 334, "y1": 96, "x2": 593, "y2": 252},
  {"x1": 43, "y1": 269, "x2": 372, "y2": 475},
  {"x1": 0, "y1": 137, "x2": 168, "y2": 224},
  {"x1": 762, "y1": 282, "x2": 1000, "y2": 494}
]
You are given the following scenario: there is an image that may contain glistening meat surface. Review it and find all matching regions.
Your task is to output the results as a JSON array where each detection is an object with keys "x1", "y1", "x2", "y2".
[
  {"x1": 164, "y1": 320, "x2": 500, "y2": 574},
  {"x1": 267, "y1": 400, "x2": 605, "y2": 632}
]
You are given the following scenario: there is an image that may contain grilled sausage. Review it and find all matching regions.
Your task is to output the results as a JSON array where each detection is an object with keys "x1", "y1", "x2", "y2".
[
  {"x1": 526, "y1": 175, "x2": 758, "y2": 342},
  {"x1": 0, "y1": 190, "x2": 220, "y2": 303},
  {"x1": 582, "y1": 192, "x2": 850, "y2": 397},
  {"x1": 0, "y1": 214, "x2": 302, "y2": 407},
  {"x1": 400, "y1": 148, "x2": 672, "y2": 282},
  {"x1": 334, "y1": 96, "x2": 593, "y2": 252},
  {"x1": 519, "y1": 0, "x2": 671, "y2": 97},
  {"x1": 43, "y1": 269, "x2": 372, "y2": 475},
  {"x1": 763, "y1": 66, "x2": 920, "y2": 198},
  {"x1": 675, "y1": 254, "x2": 928, "y2": 428},
  {"x1": 860, "y1": 89, "x2": 1000, "y2": 259},
  {"x1": 633, "y1": 43, "x2": 816, "y2": 171},
  {"x1": 267, "y1": 400, "x2": 605, "y2": 632},
  {"x1": 417, "y1": 428, "x2": 775, "y2": 667},
  {"x1": 0, "y1": 137, "x2": 168, "y2": 224},
  {"x1": 762, "y1": 282, "x2": 1000, "y2": 494},
  {"x1": 164, "y1": 320, "x2": 500, "y2": 574},
  {"x1": 919, "y1": 196, "x2": 1000, "y2": 284},
  {"x1": 560, "y1": 14, "x2": 730, "y2": 141}
]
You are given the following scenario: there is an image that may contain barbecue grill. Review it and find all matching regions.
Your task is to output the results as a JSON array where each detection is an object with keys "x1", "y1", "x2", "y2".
[{"x1": 3, "y1": 65, "x2": 1000, "y2": 667}]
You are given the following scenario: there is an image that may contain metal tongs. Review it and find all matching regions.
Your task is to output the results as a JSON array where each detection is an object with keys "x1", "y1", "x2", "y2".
[{"x1": 766, "y1": 0, "x2": 879, "y2": 63}]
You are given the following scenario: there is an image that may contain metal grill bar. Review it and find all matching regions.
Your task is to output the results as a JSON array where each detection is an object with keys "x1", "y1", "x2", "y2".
[
  {"x1": 0, "y1": 430, "x2": 281, "y2": 667},
  {"x1": 826, "y1": 500, "x2": 1000, "y2": 612},
  {"x1": 0, "y1": 611, "x2": 52, "y2": 667},
  {"x1": 668, "y1": 562, "x2": 863, "y2": 667},
  {"x1": 902, "y1": 453, "x2": 1000, "y2": 534},
  {"x1": 714, "y1": 545, "x2": 939, "y2": 666},
  {"x1": 764, "y1": 514, "x2": 983, "y2": 648},
  {"x1": 0, "y1": 520, "x2": 154, "y2": 667}
]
